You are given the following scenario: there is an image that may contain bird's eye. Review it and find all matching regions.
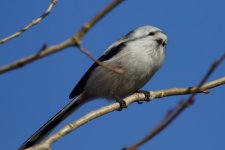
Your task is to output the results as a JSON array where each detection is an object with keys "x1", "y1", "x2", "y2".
[{"x1": 148, "y1": 32, "x2": 155, "y2": 36}]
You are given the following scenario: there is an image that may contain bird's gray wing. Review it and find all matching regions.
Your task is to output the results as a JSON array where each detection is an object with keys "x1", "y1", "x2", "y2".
[{"x1": 69, "y1": 42, "x2": 127, "y2": 99}]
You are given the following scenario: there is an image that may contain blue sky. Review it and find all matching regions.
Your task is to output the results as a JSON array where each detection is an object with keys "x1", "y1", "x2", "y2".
[{"x1": 0, "y1": 0, "x2": 225, "y2": 149}]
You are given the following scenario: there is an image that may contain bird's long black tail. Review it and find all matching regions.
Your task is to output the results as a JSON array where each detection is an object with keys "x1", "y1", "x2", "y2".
[{"x1": 19, "y1": 95, "x2": 84, "y2": 150}]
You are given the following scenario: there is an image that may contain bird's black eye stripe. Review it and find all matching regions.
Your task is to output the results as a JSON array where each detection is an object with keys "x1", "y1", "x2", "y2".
[{"x1": 148, "y1": 32, "x2": 155, "y2": 36}]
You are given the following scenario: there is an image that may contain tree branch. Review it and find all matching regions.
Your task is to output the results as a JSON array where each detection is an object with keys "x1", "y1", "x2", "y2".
[
  {"x1": 25, "y1": 74, "x2": 225, "y2": 150},
  {"x1": 78, "y1": 46, "x2": 123, "y2": 73},
  {"x1": 0, "y1": 0, "x2": 124, "y2": 74},
  {"x1": 0, "y1": 0, "x2": 58, "y2": 44},
  {"x1": 123, "y1": 52, "x2": 225, "y2": 150}
]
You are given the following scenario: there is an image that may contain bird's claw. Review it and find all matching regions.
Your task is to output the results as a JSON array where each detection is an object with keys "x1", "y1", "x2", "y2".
[
  {"x1": 136, "y1": 90, "x2": 152, "y2": 102},
  {"x1": 137, "y1": 101, "x2": 143, "y2": 104},
  {"x1": 116, "y1": 99, "x2": 127, "y2": 111},
  {"x1": 113, "y1": 95, "x2": 127, "y2": 111}
]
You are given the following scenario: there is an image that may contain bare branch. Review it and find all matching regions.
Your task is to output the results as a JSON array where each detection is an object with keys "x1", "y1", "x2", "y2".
[
  {"x1": 123, "y1": 52, "x2": 225, "y2": 150},
  {"x1": 0, "y1": 0, "x2": 58, "y2": 44},
  {"x1": 78, "y1": 46, "x2": 123, "y2": 73},
  {"x1": 0, "y1": 0, "x2": 124, "y2": 74},
  {"x1": 72, "y1": 0, "x2": 124, "y2": 44},
  {"x1": 26, "y1": 74, "x2": 225, "y2": 150}
]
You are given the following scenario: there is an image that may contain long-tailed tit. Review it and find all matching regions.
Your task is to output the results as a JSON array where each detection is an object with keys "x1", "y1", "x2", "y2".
[{"x1": 19, "y1": 25, "x2": 168, "y2": 149}]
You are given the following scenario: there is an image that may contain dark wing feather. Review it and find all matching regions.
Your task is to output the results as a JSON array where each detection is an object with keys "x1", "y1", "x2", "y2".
[
  {"x1": 69, "y1": 43, "x2": 127, "y2": 99},
  {"x1": 69, "y1": 62, "x2": 97, "y2": 99}
]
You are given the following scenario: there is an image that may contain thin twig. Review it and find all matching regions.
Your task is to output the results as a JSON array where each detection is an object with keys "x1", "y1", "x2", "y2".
[
  {"x1": 72, "y1": 0, "x2": 124, "y2": 45},
  {"x1": 78, "y1": 46, "x2": 123, "y2": 73},
  {"x1": 0, "y1": 0, "x2": 58, "y2": 44},
  {"x1": 123, "y1": 52, "x2": 225, "y2": 150},
  {"x1": 0, "y1": 0, "x2": 124, "y2": 74},
  {"x1": 26, "y1": 74, "x2": 225, "y2": 150}
]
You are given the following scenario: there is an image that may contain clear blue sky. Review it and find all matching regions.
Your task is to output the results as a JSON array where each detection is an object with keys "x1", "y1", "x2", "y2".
[{"x1": 0, "y1": 0, "x2": 225, "y2": 149}]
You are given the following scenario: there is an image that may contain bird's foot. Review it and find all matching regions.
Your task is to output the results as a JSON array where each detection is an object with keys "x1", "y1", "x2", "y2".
[
  {"x1": 114, "y1": 95, "x2": 127, "y2": 111},
  {"x1": 137, "y1": 101, "x2": 143, "y2": 104},
  {"x1": 136, "y1": 90, "x2": 153, "y2": 103}
]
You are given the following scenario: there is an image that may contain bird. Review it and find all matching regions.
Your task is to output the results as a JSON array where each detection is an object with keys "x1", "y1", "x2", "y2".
[{"x1": 19, "y1": 25, "x2": 168, "y2": 149}]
